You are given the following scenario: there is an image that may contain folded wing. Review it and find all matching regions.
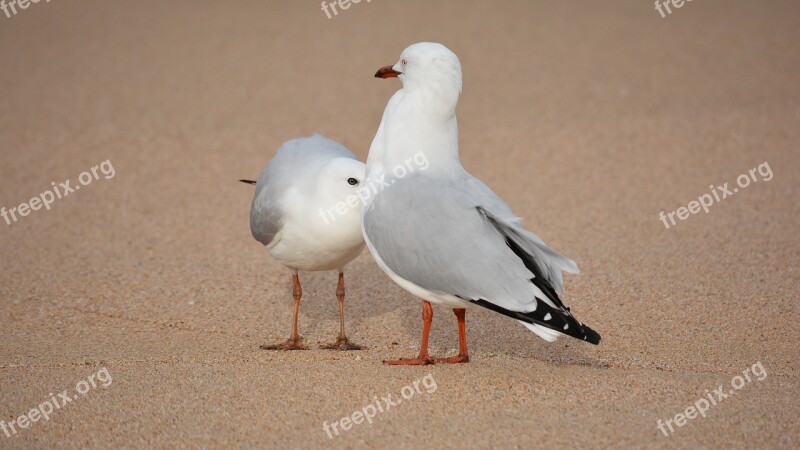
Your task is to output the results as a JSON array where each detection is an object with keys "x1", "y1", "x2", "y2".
[{"x1": 363, "y1": 171, "x2": 599, "y2": 344}]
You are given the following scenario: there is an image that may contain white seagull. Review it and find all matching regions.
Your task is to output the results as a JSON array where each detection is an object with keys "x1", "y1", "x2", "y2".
[
  {"x1": 363, "y1": 43, "x2": 601, "y2": 365},
  {"x1": 241, "y1": 134, "x2": 367, "y2": 350}
]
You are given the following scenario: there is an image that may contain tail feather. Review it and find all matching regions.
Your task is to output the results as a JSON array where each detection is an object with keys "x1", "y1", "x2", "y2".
[
  {"x1": 477, "y1": 206, "x2": 577, "y2": 295},
  {"x1": 472, "y1": 298, "x2": 601, "y2": 345},
  {"x1": 520, "y1": 321, "x2": 560, "y2": 342},
  {"x1": 472, "y1": 206, "x2": 600, "y2": 345}
]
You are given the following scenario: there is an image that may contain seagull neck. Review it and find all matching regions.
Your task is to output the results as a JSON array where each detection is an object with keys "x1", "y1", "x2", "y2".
[{"x1": 370, "y1": 88, "x2": 462, "y2": 178}]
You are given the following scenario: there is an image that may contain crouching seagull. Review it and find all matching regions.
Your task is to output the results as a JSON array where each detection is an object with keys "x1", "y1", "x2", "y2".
[{"x1": 242, "y1": 134, "x2": 367, "y2": 350}]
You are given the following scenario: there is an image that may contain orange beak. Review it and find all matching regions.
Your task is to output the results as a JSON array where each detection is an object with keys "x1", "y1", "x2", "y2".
[{"x1": 374, "y1": 65, "x2": 401, "y2": 79}]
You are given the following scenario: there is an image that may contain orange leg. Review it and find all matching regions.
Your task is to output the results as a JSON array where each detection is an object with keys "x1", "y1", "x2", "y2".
[
  {"x1": 435, "y1": 308, "x2": 469, "y2": 364},
  {"x1": 384, "y1": 300, "x2": 435, "y2": 365},
  {"x1": 261, "y1": 273, "x2": 308, "y2": 350},
  {"x1": 321, "y1": 273, "x2": 365, "y2": 350}
]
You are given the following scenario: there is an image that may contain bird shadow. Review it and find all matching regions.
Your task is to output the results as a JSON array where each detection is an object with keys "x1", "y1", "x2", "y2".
[
  {"x1": 259, "y1": 254, "x2": 398, "y2": 345},
  {"x1": 394, "y1": 303, "x2": 609, "y2": 369},
  {"x1": 257, "y1": 253, "x2": 607, "y2": 369}
]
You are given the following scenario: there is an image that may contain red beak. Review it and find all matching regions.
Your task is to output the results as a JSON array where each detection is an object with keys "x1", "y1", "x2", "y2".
[{"x1": 374, "y1": 65, "x2": 400, "y2": 79}]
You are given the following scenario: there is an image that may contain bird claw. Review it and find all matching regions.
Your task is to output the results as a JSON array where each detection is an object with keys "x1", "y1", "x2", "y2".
[
  {"x1": 320, "y1": 339, "x2": 365, "y2": 350},
  {"x1": 434, "y1": 354, "x2": 469, "y2": 364},
  {"x1": 383, "y1": 356, "x2": 435, "y2": 365},
  {"x1": 260, "y1": 338, "x2": 308, "y2": 351}
]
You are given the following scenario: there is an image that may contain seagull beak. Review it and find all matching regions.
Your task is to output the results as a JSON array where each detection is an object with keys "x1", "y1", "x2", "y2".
[{"x1": 374, "y1": 65, "x2": 401, "y2": 79}]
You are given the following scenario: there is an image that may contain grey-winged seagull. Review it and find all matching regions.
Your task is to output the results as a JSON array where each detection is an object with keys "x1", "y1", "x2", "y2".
[
  {"x1": 241, "y1": 134, "x2": 366, "y2": 350},
  {"x1": 363, "y1": 43, "x2": 601, "y2": 365}
]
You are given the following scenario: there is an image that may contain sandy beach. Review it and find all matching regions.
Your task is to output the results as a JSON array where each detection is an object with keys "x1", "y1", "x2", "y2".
[{"x1": 0, "y1": 0, "x2": 798, "y2": 448}]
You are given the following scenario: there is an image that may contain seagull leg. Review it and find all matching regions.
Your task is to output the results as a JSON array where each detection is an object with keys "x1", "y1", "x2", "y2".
[
  {"x1": 384, "y1": 300, "x2": 435, "y2": 365},
  {"x1": 261, "y1": 273, "x2": 308, "y2": 350},
  {"x1": 435, "y1": 308, "x2": 470, "y2": 363},
  {"x1": 321, "y1": 272, "x2": 365, "y2": 350}
]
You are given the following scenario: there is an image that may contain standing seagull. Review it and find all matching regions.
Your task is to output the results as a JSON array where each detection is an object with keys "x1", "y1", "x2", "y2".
[
  {"x1": 242, "y1": 134, "x2": 367, "y2": 350},
  {"x1": 363, "y1": 43, "x2": 601, "y2": 365}
]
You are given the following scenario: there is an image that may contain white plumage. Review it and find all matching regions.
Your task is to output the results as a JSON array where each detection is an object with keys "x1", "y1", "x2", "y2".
[
  {"x1": 362, "y1": 43, "x2": 600, "y2": 365},
  {"x1": 244, "y1": 134, "x2": 367, "y2": 351}
]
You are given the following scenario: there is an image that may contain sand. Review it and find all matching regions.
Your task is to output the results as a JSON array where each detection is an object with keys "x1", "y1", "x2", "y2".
[{"x1": 0, "y1": 0, "x2": 798, "y2": 448}]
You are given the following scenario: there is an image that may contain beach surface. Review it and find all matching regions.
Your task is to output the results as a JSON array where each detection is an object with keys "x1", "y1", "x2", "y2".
[{"x1": 0, "y1": 0, "x2": 798, "y2": 448}]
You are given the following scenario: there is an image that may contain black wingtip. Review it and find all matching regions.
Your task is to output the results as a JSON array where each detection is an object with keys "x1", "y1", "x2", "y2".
[
  {"x1": 475, "y1": 207, "x2": 601, "y2": 345},
  {"x1": 581, "y1": 325, "x2": 602, "y2": 345},
  {"x1": 239, "y1": 179, "x2": 257, "y2": 185}
]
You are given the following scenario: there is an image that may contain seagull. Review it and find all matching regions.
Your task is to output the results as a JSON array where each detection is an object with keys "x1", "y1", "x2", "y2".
[
  {"x1": 363, "y1": 43, "x2": 601, "y2": 365},
  {"x1": 242, "y1": 134, "x2": 367, "y2": 350}
]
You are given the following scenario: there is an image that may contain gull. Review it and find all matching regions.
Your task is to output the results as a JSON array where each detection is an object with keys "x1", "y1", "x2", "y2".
[
  {"x1": 241, "y1": 134, "x2": 367, "y2": 350},
  {"x1": 363, "y1": 43, "x2": 601, "y2": 365}
]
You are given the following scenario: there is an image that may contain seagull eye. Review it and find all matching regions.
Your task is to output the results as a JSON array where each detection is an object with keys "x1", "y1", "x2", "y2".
[
  {"x1": 402, "y1": 59, "x2": 407, "y2": 66},
  {"x1": 347, "y1": 178, "x2": 359, "y2": 186}
]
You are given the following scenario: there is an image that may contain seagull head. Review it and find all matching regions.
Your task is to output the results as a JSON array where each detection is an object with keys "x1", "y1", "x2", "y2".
[
  {"x1": 315, "y1": 157, "x2": 366, "y2": 216},
  {"x1": 375, "y1": 42, "x2": 462, "y2": 98},
  {"x1": 317, "y1": 157, "x2": 365, "y2": 200}
]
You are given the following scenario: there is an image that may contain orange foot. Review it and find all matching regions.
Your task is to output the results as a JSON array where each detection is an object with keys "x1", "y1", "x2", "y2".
[
  {"x1": 260, "y1": 338, "x2": 308, "y2": 351},
  {"x1": 435, "y1": 354, "x2": 469, "y2": 364},
  {"x1": 383, "y1": 355, "x2": 435, "y2": 365},
  {"x1": 320, "y1": 339, "x2": 365, "y2": 350}
]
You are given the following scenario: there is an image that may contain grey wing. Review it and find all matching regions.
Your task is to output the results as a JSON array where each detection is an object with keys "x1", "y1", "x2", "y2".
[
  {"x1": 363, "y1": 174, "x2": 540, "y2": 312},
  {"x1": 250, "y1": 167, "x2": 289, "y2": 245},
  {"x1": 249, "y1": 134, "x2": 356, "y2": 246},
  {"x1": 463, "y1": 176, "x2": 579, "y2": 294},
  {"x1": 363, "y1": 172, "x2": 599, "y2": 343}
]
